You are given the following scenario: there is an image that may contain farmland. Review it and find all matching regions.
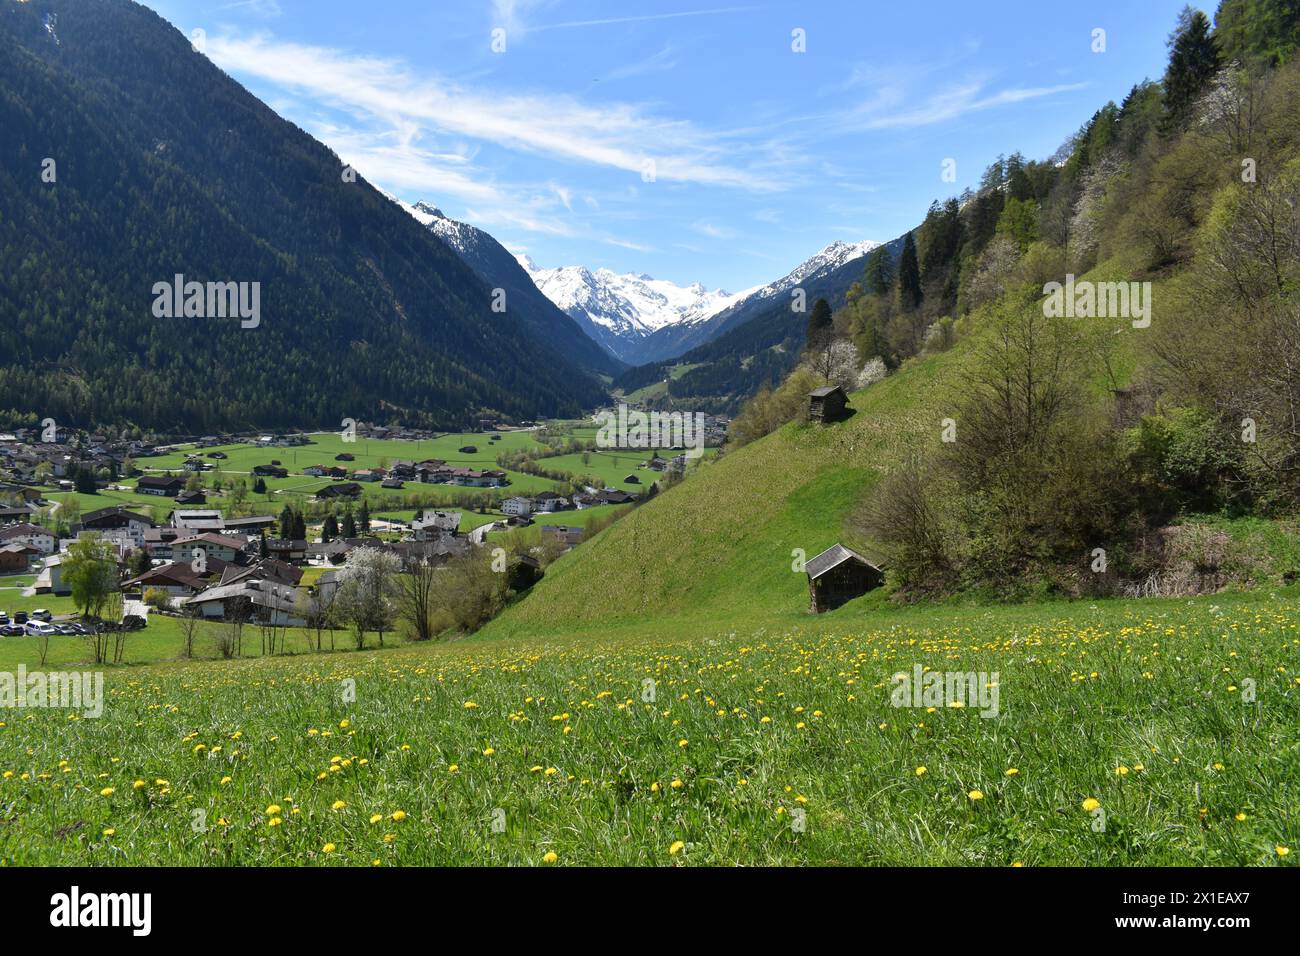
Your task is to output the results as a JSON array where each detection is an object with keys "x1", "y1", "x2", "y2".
[{"x1": 0, "y1": 587, "x2": 1295, "y2": 865}]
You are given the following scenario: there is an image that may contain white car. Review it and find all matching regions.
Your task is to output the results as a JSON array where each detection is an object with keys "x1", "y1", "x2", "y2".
[
  {"x1": 31, "y1": 609, "x2": 53, "y2": 622},
  {"x1": 25, "y1": 621, "x2": 57, "y2": 636}
]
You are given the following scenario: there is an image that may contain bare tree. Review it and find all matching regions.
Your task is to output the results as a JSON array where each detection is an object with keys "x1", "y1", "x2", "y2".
[
  {"x1": 400, "y1": 557, "x2": 441, "y2": 642},
  {"x1": 177, "y1": 604, "x2": 202, "y2": 659}
]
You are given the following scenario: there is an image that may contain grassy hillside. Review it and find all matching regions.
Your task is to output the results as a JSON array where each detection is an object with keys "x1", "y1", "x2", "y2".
[{"x1": 481, "y1": 342, "x2": 963, "y2": 641}]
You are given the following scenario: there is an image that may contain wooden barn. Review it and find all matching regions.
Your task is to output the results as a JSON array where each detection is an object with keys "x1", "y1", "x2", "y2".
[
  {"x1": 808, "y1": 385, "x2": 850, "y2": 423},
  {"x1": 805, "y1": 543, "x2": 883, "y2": 613}
]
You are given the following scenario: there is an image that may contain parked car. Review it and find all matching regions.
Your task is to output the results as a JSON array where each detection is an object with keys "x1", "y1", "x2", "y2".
[
  {"x1": 31, "y1": 608, "x2": 52, "y2": 622},
  {"x1": 55, "y1": 624, "x2": 78, "y2": 635},
  {"x1": 0, "y1": 624, "x2": 24, "y2": 637},
  {"x1": 25, "y1": 621, "x2": 57, "y2": 636},
  {"x1": 122, "y1": 614, "x2": 148, "y2": 631},
  {"x1": 0, "y1": 611, "x2": 8, "y2": 624},
  {"x1": 14, "y1": 611, "x2": 27, "y2": 625},
  {"x1": 68, "y1": 622, "x2": 89, "y2": 635}
]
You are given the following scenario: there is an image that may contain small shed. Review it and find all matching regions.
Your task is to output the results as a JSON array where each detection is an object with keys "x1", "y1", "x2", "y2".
[
  {"x1": 805, "y1": 543, "x2": 883, "y2": 613},
  {"x1": 809, "y1": 385, "x2": 849, "y2": 423}
]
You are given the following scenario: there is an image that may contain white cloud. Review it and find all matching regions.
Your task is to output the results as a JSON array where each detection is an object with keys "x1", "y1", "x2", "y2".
[
  {"x1": 206, "y1": 32, "x2": 782, "y2": 191},
  {"x1": 854, "y1": 77, "x2": 1089, "y2": 130}
]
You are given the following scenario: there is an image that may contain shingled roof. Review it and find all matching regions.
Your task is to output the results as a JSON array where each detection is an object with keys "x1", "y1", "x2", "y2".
[{"x1": 805, "y1": 543, "x2": 879, "y2": 580}]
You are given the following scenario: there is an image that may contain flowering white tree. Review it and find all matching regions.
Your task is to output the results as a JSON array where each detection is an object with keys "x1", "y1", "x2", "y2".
[{"x1": 335, "y1": 546, "x2": 402, "y2": 649}]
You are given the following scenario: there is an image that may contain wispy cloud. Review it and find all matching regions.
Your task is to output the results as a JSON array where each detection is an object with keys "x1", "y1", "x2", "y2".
[
  {"x1": 602, "y1": 42, "x2": 681, "y2": 83},
  {"x1": 529, "y1": 6, "x2": 759, "y2": 33},
  {"x1": 856, "y1": 78, "x2": 1089, "y2": 130},
  {"x1": 206, "y1": 32, "x2": 785, "y2": 192}
]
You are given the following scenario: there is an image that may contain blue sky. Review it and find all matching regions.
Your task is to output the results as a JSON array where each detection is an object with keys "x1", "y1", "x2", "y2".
[{"x1": 140, "y1": 0, "x2": 1199, "y2": 291}]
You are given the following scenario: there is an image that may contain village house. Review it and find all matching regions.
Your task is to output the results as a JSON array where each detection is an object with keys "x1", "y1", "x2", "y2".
[
  {"x1": 502, "y1": 496, "x2": 532, "y2": 517},
  {"x1": 411, "y1": 511, "x2": 461, "y2": 541},
  {"x1": 0, "y1": 504, "x2": 37, "y2": 523},
  {"x1": 186, "y1": 577, "x2": 306, "y2": 626},
  {"x1": 222, "y1": 515, "x2": 279, "y2": 535},
  {"x1": 170, "y1": 509, "x2": 227, "y2": 532},
  {"x1": 0, "y1": 543, "x2": 38, "y2": 573},
  {"x1": 264, "y1": 538, "x2": 308, "y2": 564},
  {"x1": 171, "y1": 532, "x2": 250, "y2": 565},
  {"x1": 316, "y1": 482, "x2": 363, "y2": 501},
  {"x1": 122, "y1": 561, "x2": 213, "y2": 598},
  {"x1": 0, "y1": 522, "x2": 57, "y2": 554},
  {"x1": 136, "y1": 474, "x2": 186, "y2": 496},
  {"x1": 143, "y1": 527, "x2": 181, "y2": 560},
  {"x1": 532, "y1": 491, "x2": 570, "y2": 513},
  {"x1": 78, "y1": 506, "x2": 155, "y2": 548}
]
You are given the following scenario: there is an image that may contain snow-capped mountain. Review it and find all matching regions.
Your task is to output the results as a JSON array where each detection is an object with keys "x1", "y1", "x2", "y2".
[
  {"x1": 737, "y1": 239, "x2": 880, "y2": 304},
  {"x1": 518, "y1": 259, "x2": 746, "y2": 365},
  {"x1": 520, "y1": 238, "x2": 879, "y2": 366},
  {"x1": 396, "y1": 199, "x2": 625, "y2": 375},
  {"x1": 623, "y1": 237, "x2": 882, "y2": 365}
]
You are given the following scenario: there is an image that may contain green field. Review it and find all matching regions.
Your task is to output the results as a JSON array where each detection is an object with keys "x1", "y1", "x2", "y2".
[
  {"x1": 39, "y1": 426, "x2": 639, "y2": 519},
  {"x1": 0, "y1": 587, "x2": 1295, "y2": 865}
]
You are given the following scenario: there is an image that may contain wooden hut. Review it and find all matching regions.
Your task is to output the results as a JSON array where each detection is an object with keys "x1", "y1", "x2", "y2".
[
  {"x1": 805, "y1": 543, "x2": 883, "y2": 612},
  {"x1": 808, "y1": 385, "x2": 849, "y2": 423}
]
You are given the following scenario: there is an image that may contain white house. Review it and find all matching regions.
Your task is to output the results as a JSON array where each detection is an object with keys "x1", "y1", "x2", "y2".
[
  {"x1": 0, "y1": 523, "x2": 56, "y2": 554},
  {"x1": 502, "y1": 496, "x2": 532, "y2": 517},
  {"x1": 412, "y1": 511, "x2": 461, "y2": 541}
]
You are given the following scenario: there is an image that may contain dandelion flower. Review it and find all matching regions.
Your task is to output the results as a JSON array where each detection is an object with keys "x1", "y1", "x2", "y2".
[
  {"x1": 543, "y1": 851, "x2": 558, "y2": 864},
  {"x1": 331, "y1": 800, "x2": 347, "y2": 811},
  {"x1": 915, "y1": 766, "x2": 927, "y2": 777},
  {"x1": 1005, "y1": 768, "x2": 1019, "y2": 777},
  {"x1": 968, "y1": 790, "x2": 984, "y2": 802},
  {"x1": 390, "y1": 810, "x2": 407, "y2": 822},
  {"x1": 99, "y1": 787, "x2": 115, "y2": 797},
  {"x1": 323, "y1": 843, "x2": 336, "y2": 853},
  {"x1": 1081, "y1": 798, "x2": 1101, "y2": 813},
  {"x1": 669, "y1": 841, "x2": 685, "y2": 856}
]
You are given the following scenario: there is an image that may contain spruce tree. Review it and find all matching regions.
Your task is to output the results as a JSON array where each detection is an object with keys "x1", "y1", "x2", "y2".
[
  {"x1": 805, "y1": 298, "x2": 834, "y2": 352},
  {"x1": 896, "y1": 232, "x2": 922, "y2": 310},
  {"x1": 863, "y1": 246, "x2": 893, "y2": 297},
  {"x1": 1163, "y1": 6, "x2": 1221, "y2": 130},
  {"x1": 322, "y1": 513, "x2": 338, "y2": 543}
]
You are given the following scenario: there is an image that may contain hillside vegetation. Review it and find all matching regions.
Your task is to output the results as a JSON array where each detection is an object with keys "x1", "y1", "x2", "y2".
[{"x1": 488, "y1": 0, "x2": 1300, "y2": 635}]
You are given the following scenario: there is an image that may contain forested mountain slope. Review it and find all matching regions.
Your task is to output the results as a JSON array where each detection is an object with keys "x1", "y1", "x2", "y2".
[{"x1": 0, "y1": 0, "x2": 608, "y2": 431}]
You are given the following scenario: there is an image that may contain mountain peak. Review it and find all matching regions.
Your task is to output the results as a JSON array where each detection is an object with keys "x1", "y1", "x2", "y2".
[{"x1": 412, "y1": 201, "x2": 446, "y2": 220}]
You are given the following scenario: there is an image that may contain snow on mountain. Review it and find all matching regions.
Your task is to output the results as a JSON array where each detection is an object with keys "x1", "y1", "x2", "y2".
[
  {"x1": 733, "y1": 238, "x2": 882, "y2": 306},
  {"x1": 520, "y1": 260, "x2": 744, "y2": 338}
]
